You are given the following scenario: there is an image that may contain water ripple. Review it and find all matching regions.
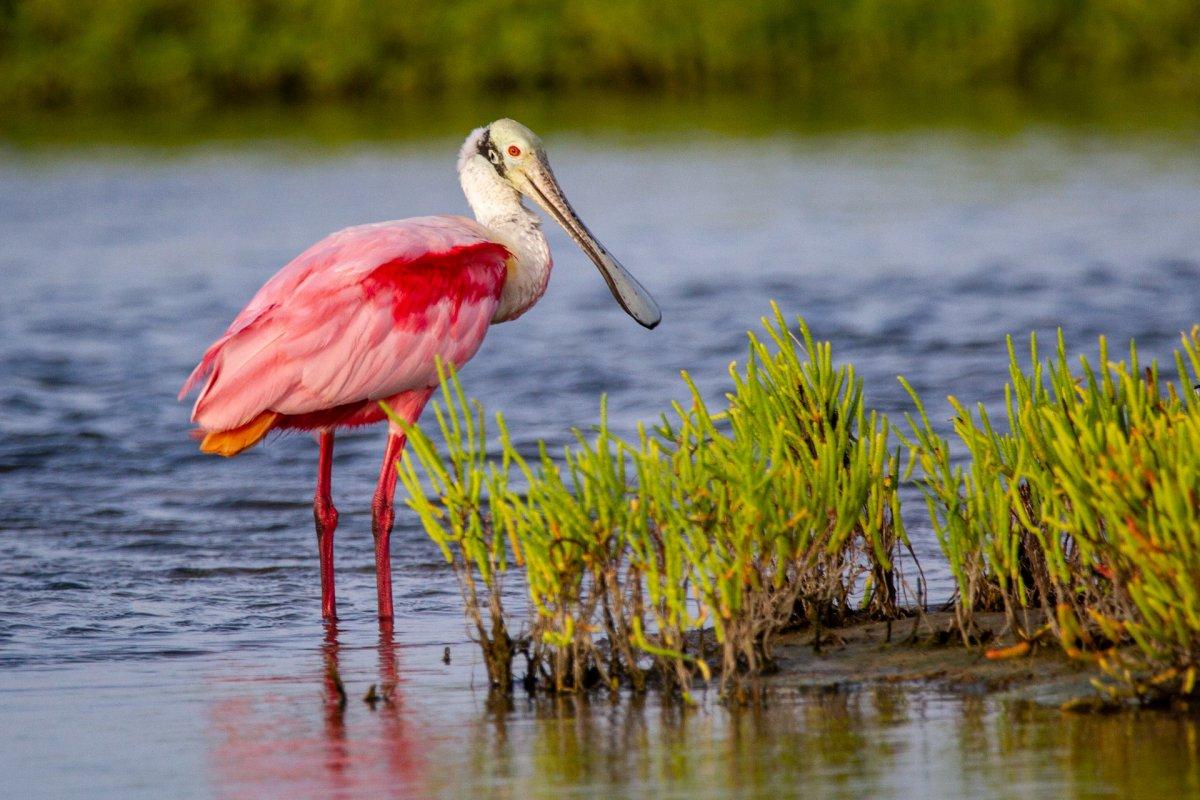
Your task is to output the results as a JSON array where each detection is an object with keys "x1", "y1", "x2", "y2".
[{"x1": 1, "y1": 130, "x2": 1199, "y2": 677}]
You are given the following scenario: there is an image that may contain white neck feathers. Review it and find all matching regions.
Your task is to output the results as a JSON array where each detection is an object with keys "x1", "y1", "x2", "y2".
[{"x1": 457, "y1": 129, "x2": 552, "y2": 323}]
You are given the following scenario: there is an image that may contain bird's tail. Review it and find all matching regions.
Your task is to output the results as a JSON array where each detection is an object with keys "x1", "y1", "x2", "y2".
[{"x1": 198, "y1": 411, "x2": 279, "y2": 457}]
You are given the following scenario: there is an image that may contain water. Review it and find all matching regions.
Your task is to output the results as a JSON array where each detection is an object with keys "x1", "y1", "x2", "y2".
[{"x1": 3, "y1": 119, "x2": 1200, "y2": 798}]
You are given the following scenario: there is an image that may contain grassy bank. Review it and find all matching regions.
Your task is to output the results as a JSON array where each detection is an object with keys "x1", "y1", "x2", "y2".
[
  {"x1": 395, "y1": 307, "x2": 1200, "y2": 707},
  {"x1": 4, "y1": 1, "x2": 1200, "y2": 111}
]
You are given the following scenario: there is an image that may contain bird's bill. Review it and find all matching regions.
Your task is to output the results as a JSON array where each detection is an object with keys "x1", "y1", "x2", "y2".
[{"x1": 515, "y1": 155, "x2": 661, "y2": 329}]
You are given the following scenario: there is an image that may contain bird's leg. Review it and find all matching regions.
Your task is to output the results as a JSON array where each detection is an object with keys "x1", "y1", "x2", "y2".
[
  {"x1": 314, "y1": 430, "x2": 338, "y2": 620},
  {"x1": 371, "y1": 432, "x2": 408, "y2": 621}
]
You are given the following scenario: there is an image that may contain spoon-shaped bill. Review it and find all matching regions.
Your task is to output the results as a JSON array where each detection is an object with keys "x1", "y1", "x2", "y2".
[{"x1": 517, "y1": 155, "x2": 661, "y2": 329}]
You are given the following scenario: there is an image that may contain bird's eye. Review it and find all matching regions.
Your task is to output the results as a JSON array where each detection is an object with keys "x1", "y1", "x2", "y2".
[{"x1": 507, "y1": 145, "x2": 522, "y2": 157}]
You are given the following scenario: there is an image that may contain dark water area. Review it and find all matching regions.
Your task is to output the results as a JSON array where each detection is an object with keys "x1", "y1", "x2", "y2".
[{"x1": 3, "y1": 117, "x2": 1200, "y2": 797}]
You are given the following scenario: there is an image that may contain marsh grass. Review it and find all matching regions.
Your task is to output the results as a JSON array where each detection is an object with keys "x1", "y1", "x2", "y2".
[
  {"x1": 392, "y1": 305, "x2": 912, "y2": 700},
  {"x1": 396, "y1": 307, "x2": 1200, "y2": 705},
  {"x1": 644, "y1": 309, "x2": 913, "y2": 689},
  {"x1": 903, "y1": 328, "x2": 1200, "y2": 702}
]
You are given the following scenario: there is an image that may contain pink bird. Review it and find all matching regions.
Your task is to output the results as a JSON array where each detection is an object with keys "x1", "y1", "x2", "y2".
[{"x1": 181, "y1": 119, "x2": 660, "y2": 621}]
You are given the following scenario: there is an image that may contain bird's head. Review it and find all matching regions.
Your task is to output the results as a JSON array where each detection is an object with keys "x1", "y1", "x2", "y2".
[{"x1": 460, "y1": 118, "x2": 661, "y2": 330}]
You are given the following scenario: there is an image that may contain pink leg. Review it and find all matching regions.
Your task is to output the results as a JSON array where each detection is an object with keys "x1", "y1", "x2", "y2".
[
  {"x1": 369, "y1": 388, "x2": 433, "y2": 622},
  {"x1": 314, "y1": 430, "x2": 338, "y2": 620},
  {"x1": 371, "y1": 432, "x2": 408, "y2": 621}
]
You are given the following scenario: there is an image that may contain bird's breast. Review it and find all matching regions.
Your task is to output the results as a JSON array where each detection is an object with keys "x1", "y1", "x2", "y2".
[{"x1": 489, "y1": 223, "x2": 553, "y2": 324}]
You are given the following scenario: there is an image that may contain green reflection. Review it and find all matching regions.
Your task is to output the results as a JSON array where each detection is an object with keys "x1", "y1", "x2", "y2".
[
  {"x1": 428, "y1": 687, "x2": 1200, "y2": 800},
  {"x1": 2, "y1": 88, "x2": 1199, "y2": 150}
]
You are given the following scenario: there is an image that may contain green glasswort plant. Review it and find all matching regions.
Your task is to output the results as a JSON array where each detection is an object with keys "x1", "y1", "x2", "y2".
[
  {"x1": 644, "y1": 309, "x2": 911, "y2": 690},
  {"x1": 395, "y1": 310, "x2": 1200, "y2": 704},
  {"x1": 392, "y1": 305, "x2": 912, "y2": 700},
  {"x1": 904, "y1": 327, "x2": 1200, "y2": 700}
]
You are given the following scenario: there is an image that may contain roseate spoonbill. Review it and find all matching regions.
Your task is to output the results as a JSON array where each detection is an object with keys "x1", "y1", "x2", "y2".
[{"x1": 180, "y1": 119, "x2": 660, "y2": 621}]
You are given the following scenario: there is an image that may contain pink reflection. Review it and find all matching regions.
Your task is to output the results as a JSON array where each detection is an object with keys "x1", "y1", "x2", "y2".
[{"x1": 208, "y1": 621, "x2": 428, "y2": 800}]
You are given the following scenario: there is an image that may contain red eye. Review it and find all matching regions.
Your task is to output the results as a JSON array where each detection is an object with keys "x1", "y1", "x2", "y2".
[{"x1": 507, "y1": 145, "x2": 521, "y2": 157}]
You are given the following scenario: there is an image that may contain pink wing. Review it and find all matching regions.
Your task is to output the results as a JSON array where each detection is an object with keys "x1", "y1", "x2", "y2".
[{"x1": 182, "y1": 215, "x2": 509, "y2": 432}]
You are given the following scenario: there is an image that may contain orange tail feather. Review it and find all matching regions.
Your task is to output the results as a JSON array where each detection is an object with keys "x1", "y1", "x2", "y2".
[{"x1": 199, "y1": 411, "x2": 280, "y2": 457}]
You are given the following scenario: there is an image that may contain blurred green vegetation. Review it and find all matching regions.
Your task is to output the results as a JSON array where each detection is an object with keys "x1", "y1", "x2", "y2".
[{"x1": 2, "y1": 0, "x2": 1199, "y2": 111}]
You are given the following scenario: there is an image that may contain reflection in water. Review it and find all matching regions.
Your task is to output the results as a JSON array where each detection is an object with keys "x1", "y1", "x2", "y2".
[
  {"x1": 209, "y1": 622, "x2": 427, "y2": 799},
  {"x1": 199, "y1": 620, "x2": 1200, "y2": 800},
  {"x1": 319, "y1": 621, "x2": 348, "y2": 790},
  {"x1": 4, "y1": 89, "x2": 1200, "y2": 150},
  {"x1": 116, "y1": 619, "x2": 1200, "y2": 800},
  {"x1": 421, "y1": 688, "x2": 1200, "y2": 800}
]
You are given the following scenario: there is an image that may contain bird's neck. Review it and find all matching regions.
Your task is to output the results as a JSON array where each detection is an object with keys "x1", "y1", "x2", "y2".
[{"x1": 458, "y1": 154, "x2": 552, "y2": 324}]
